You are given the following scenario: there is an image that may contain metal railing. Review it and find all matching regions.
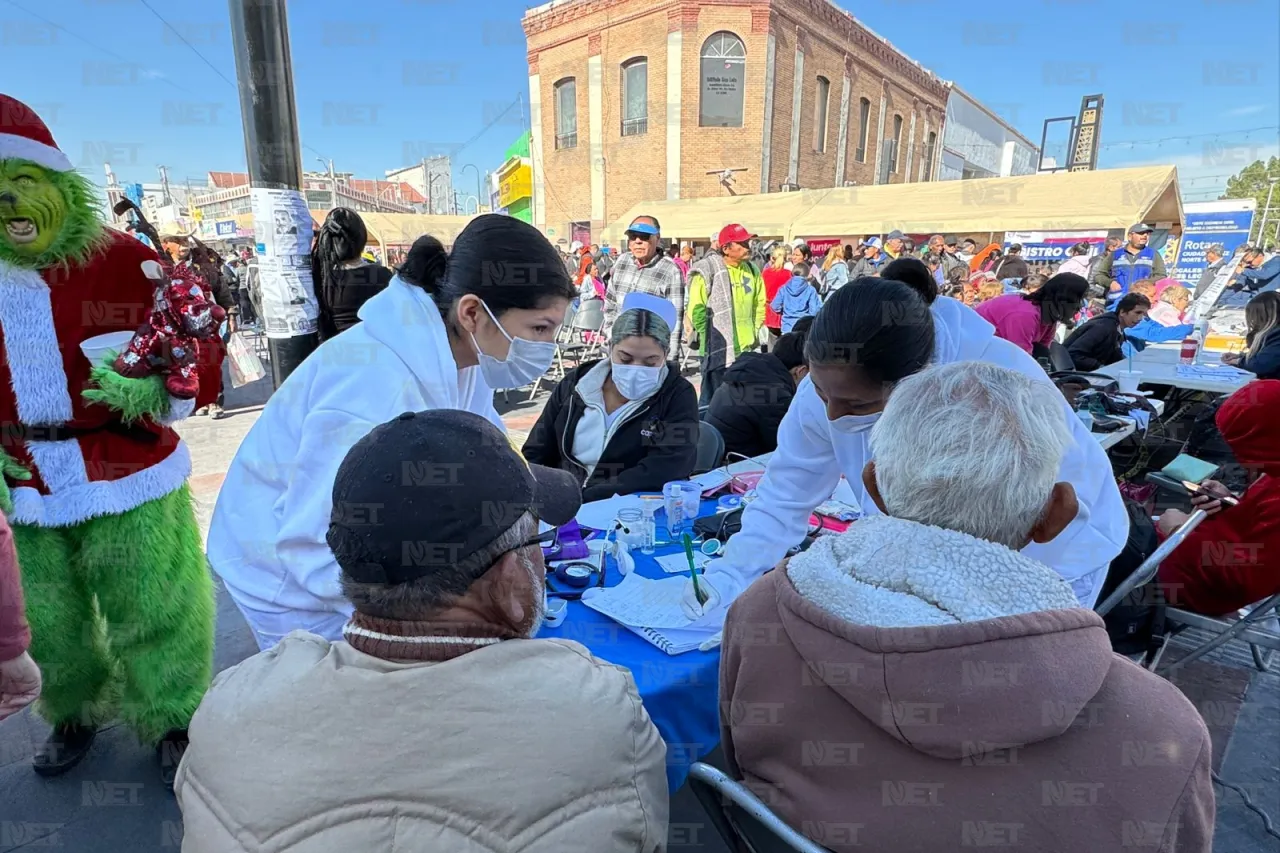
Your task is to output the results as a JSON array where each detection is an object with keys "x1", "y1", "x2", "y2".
[
  {"x1": 621, "y1": 117, "x2": 648, "y2": 137},
  {"x1": 555, "y1": 132, "x2": 578, "y2": 150}
]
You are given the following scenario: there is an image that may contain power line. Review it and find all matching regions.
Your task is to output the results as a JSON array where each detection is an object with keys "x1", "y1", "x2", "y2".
[
  {"x1": 2, "y1": 0, "x2": 199, "y2": 96},
  {"x1": 136, "y1": 0, "x2": 236, "y2": 89}
]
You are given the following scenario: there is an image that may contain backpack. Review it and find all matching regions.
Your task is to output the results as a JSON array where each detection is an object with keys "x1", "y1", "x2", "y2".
[{"x1": 1097, "y1": 499, "x2": 1167, "y2": 656}]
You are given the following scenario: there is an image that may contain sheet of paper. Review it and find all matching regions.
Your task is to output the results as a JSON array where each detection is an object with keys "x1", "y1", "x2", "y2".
[
  {"x1": 692, "y1": 468, "x2": 732, "y2": 494},
  {"x1": 580, "y1": 573, "x2": 695, "y2": 629},
  {"x1": 1174, "y1": 364, "x2": 1252, "y2": 382},
  {"x1": 829, "y1": 478, "x2": 863, "y2": 514},
  {"x1": 655, "y1": 551, "x2": 715, "y2": 574},
  {"x1": 249, "y1": 187, "x2": 319, "y2": 339}
]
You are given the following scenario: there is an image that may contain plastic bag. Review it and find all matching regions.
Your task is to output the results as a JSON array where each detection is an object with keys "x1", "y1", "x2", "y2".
[{"x1": 226, "y1": 332, "x2": 266, "y2": 388}]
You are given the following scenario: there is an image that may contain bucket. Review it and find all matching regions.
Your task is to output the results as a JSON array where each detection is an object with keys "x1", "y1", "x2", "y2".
[
  {"x1": 79, "y1": 331, "x2": 136, "y2": 366},
  {"x1": 1115, "y1": 369, "x2": 1143, "y2": 394}
]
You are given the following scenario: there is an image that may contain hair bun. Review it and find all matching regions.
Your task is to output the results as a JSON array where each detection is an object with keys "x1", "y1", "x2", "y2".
[{"x1": 400, "y1": 234, "x2": 448, "y2": 294}]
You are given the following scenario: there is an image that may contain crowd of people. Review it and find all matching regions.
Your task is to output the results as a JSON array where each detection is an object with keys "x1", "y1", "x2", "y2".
[{"x1": 3, "y1": 202, "x2": 1278, "y2": 853}]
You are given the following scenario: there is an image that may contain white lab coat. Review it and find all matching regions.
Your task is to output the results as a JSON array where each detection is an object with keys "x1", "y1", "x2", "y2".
[
  {"x1": 718, "y1": 296, "x2": 1127, "y2": 608},
  {"x1": 207, "y1": 276, "x2": 503, "y2": 647}
]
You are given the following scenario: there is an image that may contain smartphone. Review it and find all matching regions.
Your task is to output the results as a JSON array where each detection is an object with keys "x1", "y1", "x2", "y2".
[{"x1": 1181, "y1": 480, "x2": 1240, "y2": 508}]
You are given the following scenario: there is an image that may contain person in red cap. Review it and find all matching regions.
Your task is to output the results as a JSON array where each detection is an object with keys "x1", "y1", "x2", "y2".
[
  {"x1": 1156, "y1": 380, "x2": 1280, "y2": 616},
  {"x1": 0, "y1": 94, "x2": 222, "y2": 786},
  {"x1": 687, "y1": 224, "x2": 768, "y2": 404}
]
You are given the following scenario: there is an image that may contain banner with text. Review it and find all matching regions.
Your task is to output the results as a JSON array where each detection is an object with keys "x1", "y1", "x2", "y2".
[
  {"x1": 1003, "y1": 231, "x2": 1109, "y2": 263},
  {"x1": 1166, "y1": 200, "x2": 1255, "y2": 287}
]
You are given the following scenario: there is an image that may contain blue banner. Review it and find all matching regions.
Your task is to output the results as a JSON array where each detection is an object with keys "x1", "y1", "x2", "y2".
[
  {"x1": 215, "y1": 220, "x2": 236, "y2": 237},
  {"x1": 1167, "y1": 202, "x2": 1254, "y2": 286}
]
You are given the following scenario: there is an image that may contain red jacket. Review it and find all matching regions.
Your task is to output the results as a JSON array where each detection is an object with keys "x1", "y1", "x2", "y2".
[
  {"x1": 0, "y1": 231, "x2": 224, "y2": 528},
  {"x1": 762, "y1": 266, "x2": 789, "y2": 331},
  {"x1": 1158, "y1": 380, "x2": 1280, "y2": 615},
  {"x1": 0, "y1": 513, "x2": 27, "y2": 662}
]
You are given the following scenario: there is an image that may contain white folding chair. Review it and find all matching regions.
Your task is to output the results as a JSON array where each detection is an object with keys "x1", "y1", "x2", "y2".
[
  {"x1": 687, "y1": 763, "x2": 833, "y2": 853},
  {"x1": 1161, "y1": 593, "x2": 1280, "y2": 675}
]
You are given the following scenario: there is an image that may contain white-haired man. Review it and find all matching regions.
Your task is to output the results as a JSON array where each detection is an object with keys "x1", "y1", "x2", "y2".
[
  {"x1": 719, "y1": 361, "x2": 1214, "y2": 853},
  {"x1": 178, "y1": 410, "x2": 668, "y2": 853}
]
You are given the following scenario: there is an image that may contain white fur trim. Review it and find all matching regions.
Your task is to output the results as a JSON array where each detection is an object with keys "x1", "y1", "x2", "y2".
[
  {"x1": 0, "y1": 262, "x2": 75, "y2": 424},
  {"x1": 159, "y1": 395, "x2": 196, "y2": 426},
  {"x1": 0, "y1": 133, "x2": 73, "y2": 172},
  {"x1": 25, "y1": 439, "x2": 89, "y2": 492},
  {"x1": 788, "y1": 516, "x2": 1081, "y2": 628},
  {"x1": 9, "y1": 440, "x2": 192, "y2": 528}
]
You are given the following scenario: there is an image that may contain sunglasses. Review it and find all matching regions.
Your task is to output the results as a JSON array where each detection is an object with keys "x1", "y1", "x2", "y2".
[{"x1": 626, "y1": 231, "x2": 655, "y2": 242}]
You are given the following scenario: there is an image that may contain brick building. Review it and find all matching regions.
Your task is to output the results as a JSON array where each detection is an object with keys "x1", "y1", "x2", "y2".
[{"x1": 524, "y1": 0, "x2": 951, "y2": 242}]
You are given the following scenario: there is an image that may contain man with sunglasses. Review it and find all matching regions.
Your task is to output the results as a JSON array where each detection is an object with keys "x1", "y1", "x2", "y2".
[
  {"x1": 605, "y1": 215, "x2": 687, "y2": 351},
  {"x1": 177, "y1": 409, "x2": 668, "y2": 851}
]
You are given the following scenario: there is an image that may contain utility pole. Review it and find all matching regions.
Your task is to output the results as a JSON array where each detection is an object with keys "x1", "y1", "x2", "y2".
[
  {"x1": 229, "y1": 0, "x2": 318, "y2": 386},
  {"x1": 158, "y1": 165, "x2": 171, "y2": 205}
]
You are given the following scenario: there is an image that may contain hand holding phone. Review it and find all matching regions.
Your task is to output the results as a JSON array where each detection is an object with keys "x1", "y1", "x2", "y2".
[{"x1": 1182, "y1": 479, "x2": 1239, "y2": 516}]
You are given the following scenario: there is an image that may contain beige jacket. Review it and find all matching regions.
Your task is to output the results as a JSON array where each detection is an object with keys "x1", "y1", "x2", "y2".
[
  {"x1": 177, "y1": 632, "x2": 668, "y2": 852},
  {"x1": 721, "y1": 517, "x2": 1213, "y2": 853}
]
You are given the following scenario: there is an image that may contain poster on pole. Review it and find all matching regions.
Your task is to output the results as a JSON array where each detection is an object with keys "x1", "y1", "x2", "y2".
[
  {"x1": 250, "y1": 187, "x2": 319, "y2": 339},
  {"x1": 1166, "y1": 200, "x2": 1255, "y2": 287}
]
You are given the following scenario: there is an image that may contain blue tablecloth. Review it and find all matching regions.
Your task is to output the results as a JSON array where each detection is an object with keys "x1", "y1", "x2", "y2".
[{"x1": 540, "y1": 499, "x2": 723, "y2": 792}]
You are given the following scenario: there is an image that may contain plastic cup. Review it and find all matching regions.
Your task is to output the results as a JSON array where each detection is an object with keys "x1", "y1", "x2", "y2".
[
  {"x1": 79, "y1": 331, "x2": 136, "y2": 366},
  {"x1": 1115, "y1": 370, "x2": 1143, "y2": 394}
]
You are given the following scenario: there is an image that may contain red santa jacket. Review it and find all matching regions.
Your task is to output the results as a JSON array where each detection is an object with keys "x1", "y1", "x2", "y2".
[
  {"x1": 0, "y1": 230, "x2": 224, "y2": 528},
  {"x1": 1158, "y1": 380, "x2": 1280, "y2": 615}
]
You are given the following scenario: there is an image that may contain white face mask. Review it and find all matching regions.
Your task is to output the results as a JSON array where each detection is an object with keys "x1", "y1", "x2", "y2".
[
  {"x1": 830, "y1": 411, "x2": 882, "y2": 435},
  {"x1": 611, "y1": 363, "x2": 663, "y2": 401},
  {"x1": 471, "y1": 301, "x2": 556, "y2": 390}
]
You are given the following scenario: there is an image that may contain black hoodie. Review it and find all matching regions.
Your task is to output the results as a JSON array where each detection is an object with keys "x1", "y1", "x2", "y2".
[
  {"x1": 522, "y1": 359, "x2": 699, "y2": 502},
  {"x1": 704, "y1": 351, "x2": 797, "y2": 458}
]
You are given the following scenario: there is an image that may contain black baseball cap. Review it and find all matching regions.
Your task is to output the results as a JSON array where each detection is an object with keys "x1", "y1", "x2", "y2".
[
  {"x1": 327, "y1": 410, "x2": 582, "y2": 585},
  {"x1": 944, "y1": 235, "x2": 958, "y2": 246},
  {"x1": 1129, "y1": 223, "x2": 1154, "y2": 234}
]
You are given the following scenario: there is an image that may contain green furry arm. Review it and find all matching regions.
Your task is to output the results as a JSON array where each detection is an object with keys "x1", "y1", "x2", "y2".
[
  {"x1": 82, "y1": 355, "x2": 170, "y2": 424},
  {"x1": 0, "y1": 445, "x2": 32, "y2": 515}
]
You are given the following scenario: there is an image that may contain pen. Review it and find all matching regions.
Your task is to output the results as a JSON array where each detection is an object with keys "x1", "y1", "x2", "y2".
[{"x1": 682, "y1": 533, "x2": 707, "y2": 605}]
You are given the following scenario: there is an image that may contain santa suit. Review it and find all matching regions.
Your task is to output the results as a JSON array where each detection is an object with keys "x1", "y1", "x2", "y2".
[{"x1": 1, "y1": 230, "x2": 221, "y2": 744}]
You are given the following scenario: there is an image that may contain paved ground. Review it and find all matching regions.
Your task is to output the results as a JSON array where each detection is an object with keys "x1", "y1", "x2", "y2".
[{"x1": 1, "y1": 356, "x2": 1277, "y2": 852}]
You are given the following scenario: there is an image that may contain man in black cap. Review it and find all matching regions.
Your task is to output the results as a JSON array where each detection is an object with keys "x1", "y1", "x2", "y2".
[
  {"x1": 1092, "y1": 223, "x2": 1165, "y2": 304},
  {"x1": 939, "y1": 235, "x2": 968, "y2": 280},
  {"x1": 177, "y1": 409, "x2": 668, "y2": 850}
]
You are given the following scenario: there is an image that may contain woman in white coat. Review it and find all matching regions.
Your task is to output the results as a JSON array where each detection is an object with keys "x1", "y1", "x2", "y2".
[
  {"x1": 687, "y1": 264, "x2": 1126, "y2": 619},
  {"x1": 208, "y1": 216, "x2": 577, "y2": 649}
]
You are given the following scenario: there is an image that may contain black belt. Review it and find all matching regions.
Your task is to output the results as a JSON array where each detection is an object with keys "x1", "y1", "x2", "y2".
[{"x1": 0, "y1": 421, "x2": 164, "y2": 446}]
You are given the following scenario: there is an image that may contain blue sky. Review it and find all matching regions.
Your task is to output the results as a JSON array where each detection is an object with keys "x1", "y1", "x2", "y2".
[{"x1": 2, "y1": 0, "x2": 1276, "y2": 201}]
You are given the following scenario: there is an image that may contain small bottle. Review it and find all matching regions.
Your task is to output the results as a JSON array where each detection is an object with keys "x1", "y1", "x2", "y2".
[
  {"x1": 638, "y1": 502, "x2": 657, "y2": 555},
  {"x1": 617, "y1": 508, "x2": 643, "y2": 552}
]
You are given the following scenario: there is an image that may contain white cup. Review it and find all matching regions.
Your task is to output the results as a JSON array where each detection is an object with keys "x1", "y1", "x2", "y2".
[
  {"x1": 1115, "y1": 370, "x2": 1143, "y2": 394},
  {"x1": 79, "y1": 331, "x2": 136, "y2": 366}
]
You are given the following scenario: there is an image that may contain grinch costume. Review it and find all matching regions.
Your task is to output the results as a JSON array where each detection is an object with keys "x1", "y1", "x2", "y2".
[{"x1": 0, "y1": 95, "x2": 221, "y2": 783}]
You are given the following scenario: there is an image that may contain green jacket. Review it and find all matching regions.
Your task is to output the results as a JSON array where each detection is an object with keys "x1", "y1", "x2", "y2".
[{"x1": 687, "y1": 260, "x2": 766, "y2": 360}]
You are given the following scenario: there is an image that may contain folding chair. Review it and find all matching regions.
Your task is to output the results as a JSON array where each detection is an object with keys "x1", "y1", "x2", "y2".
[
  {"x1": 687, "y1": 763, "x2": 832, "y2": 853},
  {"x1": 694, "y1": 422, "x2": 726, "y2": 474},
  {"x1": 1162, "y1": 593, "x2": 1280, "y2": 675},
  {"x1": 524, "y1": 300, "x2": 582, "y2": 402}
]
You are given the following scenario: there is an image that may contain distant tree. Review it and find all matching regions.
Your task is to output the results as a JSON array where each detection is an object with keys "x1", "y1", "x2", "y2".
[{"x1": 1221, "y1": 156, "x2": 1280, "y2": 247}]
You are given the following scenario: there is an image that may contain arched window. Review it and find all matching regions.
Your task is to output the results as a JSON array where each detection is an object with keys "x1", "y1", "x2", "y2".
[
  {"x1": 855, "y1": 97, "x2": 871, "y2": 163},
  {"x1": 813, "y1": 76, "x2": 830, "y2": 153},
  {"x1": 699, "y1": 31, "x2": 746, "y2": 127},
  {"x1": 889, "y1": 114, "x2": 903, "y2": 173},
  {"x1": 923, "y1": 130, "x2": 938, "y2": 180},
  {"x1": 621, "y1": 57, "x2": 648, "y2": 136},
  {"x1": 554, "y1": 77, "x2": 577, "y2": 149}
]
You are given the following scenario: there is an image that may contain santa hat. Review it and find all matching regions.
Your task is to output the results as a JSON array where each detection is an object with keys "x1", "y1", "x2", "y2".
[{"x1": 0, "y1": 95, "x2": 73, "y2": 172}]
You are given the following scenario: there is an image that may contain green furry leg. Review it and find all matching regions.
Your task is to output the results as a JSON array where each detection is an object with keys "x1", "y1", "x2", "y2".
[
  {"x1": 13, "y1": 524, "x2": 118, "y2": 730},
  {"x1": 74, "y1": 484, "x2": 215, "y2": 743}
]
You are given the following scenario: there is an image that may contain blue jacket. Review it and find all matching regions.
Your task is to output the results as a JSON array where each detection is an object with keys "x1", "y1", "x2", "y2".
[
  {"x1": 1121, "y1": 317, "x2": 1194, "y2": 357},
  {"x1": 1239, "y1": 328, "x2": 1280, "y2": 379},
  {"x1": 1232, "y1": 255, "x2": 1280, "y2": 294},
  {"x1": 770, "y1": 276, "x2": 822, "y2": 333},
  {"x1": 1105, "y1": 246, "x2": 1159, "y2": 304}
]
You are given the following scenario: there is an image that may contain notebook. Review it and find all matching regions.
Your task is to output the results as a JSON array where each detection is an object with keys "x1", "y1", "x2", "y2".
[{"x1": 580, "y1": 573, "x2": 719, "y2": 655}]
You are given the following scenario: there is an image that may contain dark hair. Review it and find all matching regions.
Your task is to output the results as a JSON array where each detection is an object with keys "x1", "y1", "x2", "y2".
[
  {"x1": 881, "y1": 256, "x2": 938, "y2": 305},
  {"x1": 1068, "y1": 241, "x2": 1091, "y2": 256},
  {"x1": 311, "y1": 207, "x2": 370, "y2": 313},
  {"x1": 772, "y1": 326, "x2": 809, "y2": 370},
  {"x1": 794, "y1": 243, "x2": 812, "y2": 261},
  {"x1": 792, "y1": 261, "x2": 810, "y2": 278},
  {"x1": 1026, "y1": 272, "x2": 1089, "y2": 324},
  {"x1": 630, "y1": 214, "x2": 661, "y2": 232},
  {"x1": 945, "y1": 265, "x2": 968, "y2": 287},
  {"x1": 1117, "y1": 292, "x2": 1151, "y2": 313},
  {"x1": 921, "y1": 251, "x2": 942, "y2": 268},
  {"x1": 790, "y1": 315, "x2": 815, "y2": 336},
  {"x1": 843, "y1": 243, "x2": 854, "y2": 261},
  {"x1": 1022, "y1": 273, "x2": 1048, "y2": 291},
  {"x1": 805, "y1": 278, "x2": 935, "y2": 384},
  {"x1": 402, "y1": 214, "x2": 575, "y2": 320}
]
